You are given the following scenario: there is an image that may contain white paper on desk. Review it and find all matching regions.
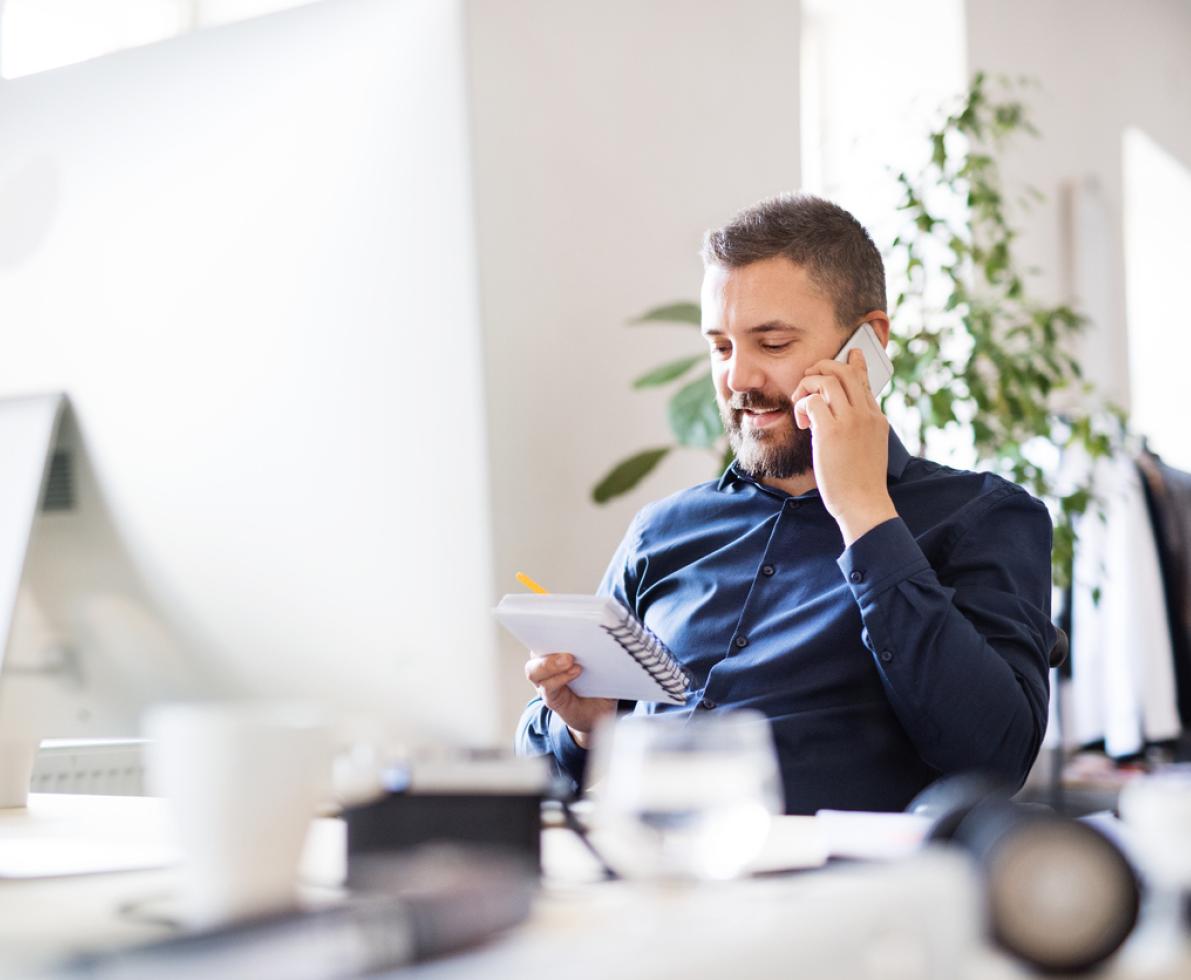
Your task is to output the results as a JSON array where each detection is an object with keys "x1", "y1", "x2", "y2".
[
  {"x1": 0, "y1": 794, "x2": 181, "y2": 879},
  {"x1": 0, "y1": 838, "x2": 178, "y2": 878},
  {"x1": 815, "y1": 810, "x2": 933, "y2": 860},
  {"x1": 570, "y1": 817, "x2": 829, "y2": 881},
  {"x1": 746, "y1": 815, "x2": 829, "y2": 873}
]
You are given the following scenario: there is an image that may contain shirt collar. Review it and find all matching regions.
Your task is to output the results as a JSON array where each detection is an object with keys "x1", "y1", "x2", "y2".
[{"x1": 717, "y1": 428, "x2": 912, "y2": 491}]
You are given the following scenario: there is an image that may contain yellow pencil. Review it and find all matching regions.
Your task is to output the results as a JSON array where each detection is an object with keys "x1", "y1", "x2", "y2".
[{"x1": 515, "y1": 571, "x2": 550, "y2": 595}]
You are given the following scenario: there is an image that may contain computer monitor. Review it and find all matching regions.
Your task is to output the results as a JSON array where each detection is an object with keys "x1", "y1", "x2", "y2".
[{"x1": 0, "y1": 0, "x2": 500, "y2": 805}]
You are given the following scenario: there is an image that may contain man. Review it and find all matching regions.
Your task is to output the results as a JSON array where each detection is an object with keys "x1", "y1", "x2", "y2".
[{"x1": 516, "y1": 194, "x2": 1055, "y2": 814}]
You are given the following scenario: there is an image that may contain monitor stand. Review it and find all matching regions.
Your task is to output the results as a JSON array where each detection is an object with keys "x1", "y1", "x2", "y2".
[
  {"x1": 0, "y1": 393, "x2": 222, "y2": 809},
  {"x1": 0, "y1": 394, "x2": 65, "y2": 808},
  {"x1": 0, "y1": 741, "x2": 38, "y2": 810},
  {"x1": 0, "y1": 395, "x2": 64, "y2": 809}
]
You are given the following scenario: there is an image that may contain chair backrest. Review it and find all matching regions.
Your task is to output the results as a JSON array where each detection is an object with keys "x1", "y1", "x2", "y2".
[{"x1": 1049, "y1": 628, "x2": 1069, "y2": 670}]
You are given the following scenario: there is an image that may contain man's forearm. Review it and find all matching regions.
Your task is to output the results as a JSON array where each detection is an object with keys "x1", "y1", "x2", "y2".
[{"x1": 839, "y1": 513, "x2": 1053, "y2": 783}]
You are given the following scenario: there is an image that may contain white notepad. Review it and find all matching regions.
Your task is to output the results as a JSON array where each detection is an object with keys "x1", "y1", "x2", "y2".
[{"x1": 495, "y1": 594, "x2": 689, "y2": 705}]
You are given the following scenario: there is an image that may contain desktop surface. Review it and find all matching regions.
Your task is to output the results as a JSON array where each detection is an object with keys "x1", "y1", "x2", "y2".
[{"x1": 2, "y1": 794, "x2": 1189, "y2": 980}]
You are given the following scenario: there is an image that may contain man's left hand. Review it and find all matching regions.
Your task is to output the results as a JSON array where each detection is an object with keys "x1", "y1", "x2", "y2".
[{"x1": 792, "y1": 348, "x2": 897, "y2": 547}]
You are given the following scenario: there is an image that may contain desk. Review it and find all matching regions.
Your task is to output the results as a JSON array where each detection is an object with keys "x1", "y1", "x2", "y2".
[
  {"x1": 0, "y1": 795, "x2": 344, "y2": 978},
  {"x1": 1, "y1": 795, "x2": 1188, "y2": 980}
]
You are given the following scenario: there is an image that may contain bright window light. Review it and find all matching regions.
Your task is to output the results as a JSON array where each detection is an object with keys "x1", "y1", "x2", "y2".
[
  {"x1": 799, "y1": 0, "x2": 967, "y2": 251},
  {"x1": 0, "y1": 0, "x2": 317, "y2": 79},
  {"x1": 800, "y1": 0, "x2": 968, "y2": 462},
  {"x1": 1124, "y1": 127, "x2": 1191, "y2": 470}
]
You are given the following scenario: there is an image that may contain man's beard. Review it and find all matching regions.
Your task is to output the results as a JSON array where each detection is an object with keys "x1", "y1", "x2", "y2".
[{"x1": 719, "y1": 391, "x2": 813, "y2": 480}]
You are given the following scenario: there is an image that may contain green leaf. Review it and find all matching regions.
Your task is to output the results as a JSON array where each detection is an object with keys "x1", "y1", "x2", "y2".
[
  {"x1": 1060, "y1": 488, "x2": 1090, "y2": 515},
  {"x1": 929, "y1": 388, "x2": 956, "y2": 425},
  {"x1": 592, "y1": 447, "x2": 670, "y2": 504},
  {"x1": 632, "y1": 355, "x2": 704, "y2": 389},
  {"x1": 668, "y1": 373, "x2": 722, "y2": 448},
  {"x1": 632, "y1": 302, "x2": 701, "y2": 327},
  {"x1": 931, "y1": 132, "x2": 947, "y2": 170}
]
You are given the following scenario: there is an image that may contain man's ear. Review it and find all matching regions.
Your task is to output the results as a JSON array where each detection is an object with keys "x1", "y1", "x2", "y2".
[{"x1": 863, "y1": 312, "x2": 891, "y2": 348}]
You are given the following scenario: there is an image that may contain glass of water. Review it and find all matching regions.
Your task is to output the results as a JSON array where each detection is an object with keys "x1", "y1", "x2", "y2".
[{"x1": 595, "y1": 710, "x2": 782, "y2": 881}]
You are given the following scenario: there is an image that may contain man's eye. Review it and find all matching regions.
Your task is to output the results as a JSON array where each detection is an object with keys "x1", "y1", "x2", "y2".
[
  {"x1": 761, "y1": 342, "x2": 792, "y2": 352},
  {"x1": 711, "y1": 344, "x2": 732, "y2": 356}
]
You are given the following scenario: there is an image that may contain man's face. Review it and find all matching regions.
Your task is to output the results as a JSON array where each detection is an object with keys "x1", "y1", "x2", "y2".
[{"x1": 700, "y1": 256, "x2": 846, "y2": 480}]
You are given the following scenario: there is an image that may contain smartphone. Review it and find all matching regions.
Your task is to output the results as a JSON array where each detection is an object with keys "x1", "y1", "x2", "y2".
[{"x1": 835, "y1": 322, "x2": 894, "y2": 395}]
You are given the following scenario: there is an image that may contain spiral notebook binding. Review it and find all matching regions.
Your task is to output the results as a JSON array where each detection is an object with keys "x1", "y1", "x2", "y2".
[{"x1": 600, "y1": 611, "x2": 689, "y2": 697}]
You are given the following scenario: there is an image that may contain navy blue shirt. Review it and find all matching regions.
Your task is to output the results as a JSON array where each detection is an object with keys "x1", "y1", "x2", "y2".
[{"x1": 516, "y1": 431, "x2": 1055, "y2": 814}]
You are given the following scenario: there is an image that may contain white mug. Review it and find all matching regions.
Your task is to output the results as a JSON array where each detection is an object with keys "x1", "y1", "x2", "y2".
[{"x1": 144, "y1": 700, "x2": 331, "y2": 929}]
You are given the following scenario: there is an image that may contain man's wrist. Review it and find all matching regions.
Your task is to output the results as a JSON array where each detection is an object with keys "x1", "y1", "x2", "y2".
[{"x1": 836, "y1": 496, "x2": 898, "y2": 548}]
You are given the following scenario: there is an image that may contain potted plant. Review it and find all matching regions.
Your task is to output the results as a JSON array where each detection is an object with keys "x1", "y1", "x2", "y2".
[{"x1": 591, "y1": 73, "x2": 1123, "y2": 588}]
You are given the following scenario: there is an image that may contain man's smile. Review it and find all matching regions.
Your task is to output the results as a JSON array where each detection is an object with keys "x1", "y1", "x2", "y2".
[
  {"x1": 741, "y1": 406, "x2": 789, "y2": 430},
  {"x1": 730, "y1": 396, "x2": 793, "y2": 433}
]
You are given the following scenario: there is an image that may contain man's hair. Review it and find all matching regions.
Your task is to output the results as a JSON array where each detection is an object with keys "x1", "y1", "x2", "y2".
[{"x1": 701, "y1": 193, "x2": 887, "y2": 329}]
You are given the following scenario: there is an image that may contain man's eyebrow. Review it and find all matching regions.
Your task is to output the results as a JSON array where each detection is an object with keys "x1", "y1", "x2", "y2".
[
  {"x1": 702, "y1": 321, "x2": 806, "y2": 336},
  {"x1": 750, "y1": 321, "x2": 804, "y2": 334}
]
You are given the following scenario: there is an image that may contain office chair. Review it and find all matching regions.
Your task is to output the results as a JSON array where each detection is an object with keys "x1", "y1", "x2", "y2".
[{"x1": 1049, "y1": 627, "x2": 1069, "y2": 670}]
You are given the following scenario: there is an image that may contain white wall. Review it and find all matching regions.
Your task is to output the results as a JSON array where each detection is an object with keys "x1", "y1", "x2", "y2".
[
  {"x1": 466, "y1": 0, "x2": 803, "y2": 731},
  {"x1": 965, "y1": 0, "x2": 1191, "y2": 413}
]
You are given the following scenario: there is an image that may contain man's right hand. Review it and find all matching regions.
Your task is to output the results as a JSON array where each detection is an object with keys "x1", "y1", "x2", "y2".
[{"x1": 524, "y1": 653, "x2": 616, "y2": 749}]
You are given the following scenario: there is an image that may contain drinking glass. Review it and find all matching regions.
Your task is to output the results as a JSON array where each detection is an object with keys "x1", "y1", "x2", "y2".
[{"x1": 594, "y1": 710, "x2": 781, "y2": 880}]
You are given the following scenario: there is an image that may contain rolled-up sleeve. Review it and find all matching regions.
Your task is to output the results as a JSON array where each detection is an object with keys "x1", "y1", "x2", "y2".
[{"x1": 836, "y1": 486, "x2": 1055, "y2": 785}]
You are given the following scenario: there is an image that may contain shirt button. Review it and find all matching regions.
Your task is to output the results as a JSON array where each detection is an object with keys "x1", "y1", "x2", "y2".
[
  {"x1": 761, "y1": 564, "x2": 776, "y2": 577},
  {"x1": 879, "y1": 650, "x2": 893, "y2": 663},
  {"x1": 734, "y1": 635, "x2": 749, "y2": 649},
  {"x1": 786, "y1": 499, "x2": 801, "y2": 510},
  {"x1": 700, "y1": 698, "x2": 717, "y2": 710},
  {"x1": 849, "y1": 570, "x2": 864, "y2": 584}
]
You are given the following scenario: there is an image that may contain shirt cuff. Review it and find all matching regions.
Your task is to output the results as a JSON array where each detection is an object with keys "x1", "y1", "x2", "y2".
[
  {"x1": 837, "y1": 516, "x2": 931, "y2": 601},
  {"x1": 548, "y1": 710, "x2": 589, "y2": 777}
]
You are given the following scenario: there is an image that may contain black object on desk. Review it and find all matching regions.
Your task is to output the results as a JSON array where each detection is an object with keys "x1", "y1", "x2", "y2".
[
  {"x1": 343, "y1": 753, "x2": 548, "y2": 884},
  {"x1": 954, "y1": 802, "x2": 1140, "y2": 974},
  {"x1": 911, "y1": 771, "x2": 1141, "y2": 974},
  {"x1": 345, "y1": 790, "x2": 543, "y2": 883}
]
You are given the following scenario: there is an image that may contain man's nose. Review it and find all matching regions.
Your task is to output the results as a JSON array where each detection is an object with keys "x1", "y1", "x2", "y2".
[{"x1": 726, "y1": 350, "x2": 764, "y2": 393}]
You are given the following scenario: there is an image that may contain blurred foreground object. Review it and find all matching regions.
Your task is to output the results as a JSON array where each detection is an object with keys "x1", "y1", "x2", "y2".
[
  {"x1": 951, "y1": 803, "x2": 1139, "y2": 973},
  {"x1": 593, "y1": 711, "x2": 781, "y2": 880},
  {"x1": 53, "y1": 845, "x2": 534, "y2": 980},
  {"x1": 144, "y1": 701, "x2": 331, "y2": 929},
  {"x1": 345, "y1": 751, "x2": 549, "y2": 881},
  {"x1": 914, "y1": 771, "x2": 1140, "y2": 973},
  {"x1": 1120, "y1": 765, "x2": 1191, "y2": 939},
  {"x1": 1119, "y1": 763, "x2": 1191, "y2": 893}
]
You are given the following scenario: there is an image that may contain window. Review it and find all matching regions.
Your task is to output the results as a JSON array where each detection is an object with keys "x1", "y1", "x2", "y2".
[
  {"x1": 1124, "y1": 127, "x2": 1191, "y2": 470},
  {"x1": 0, "y1": 0, "x2": 315, "y2": 79}
]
